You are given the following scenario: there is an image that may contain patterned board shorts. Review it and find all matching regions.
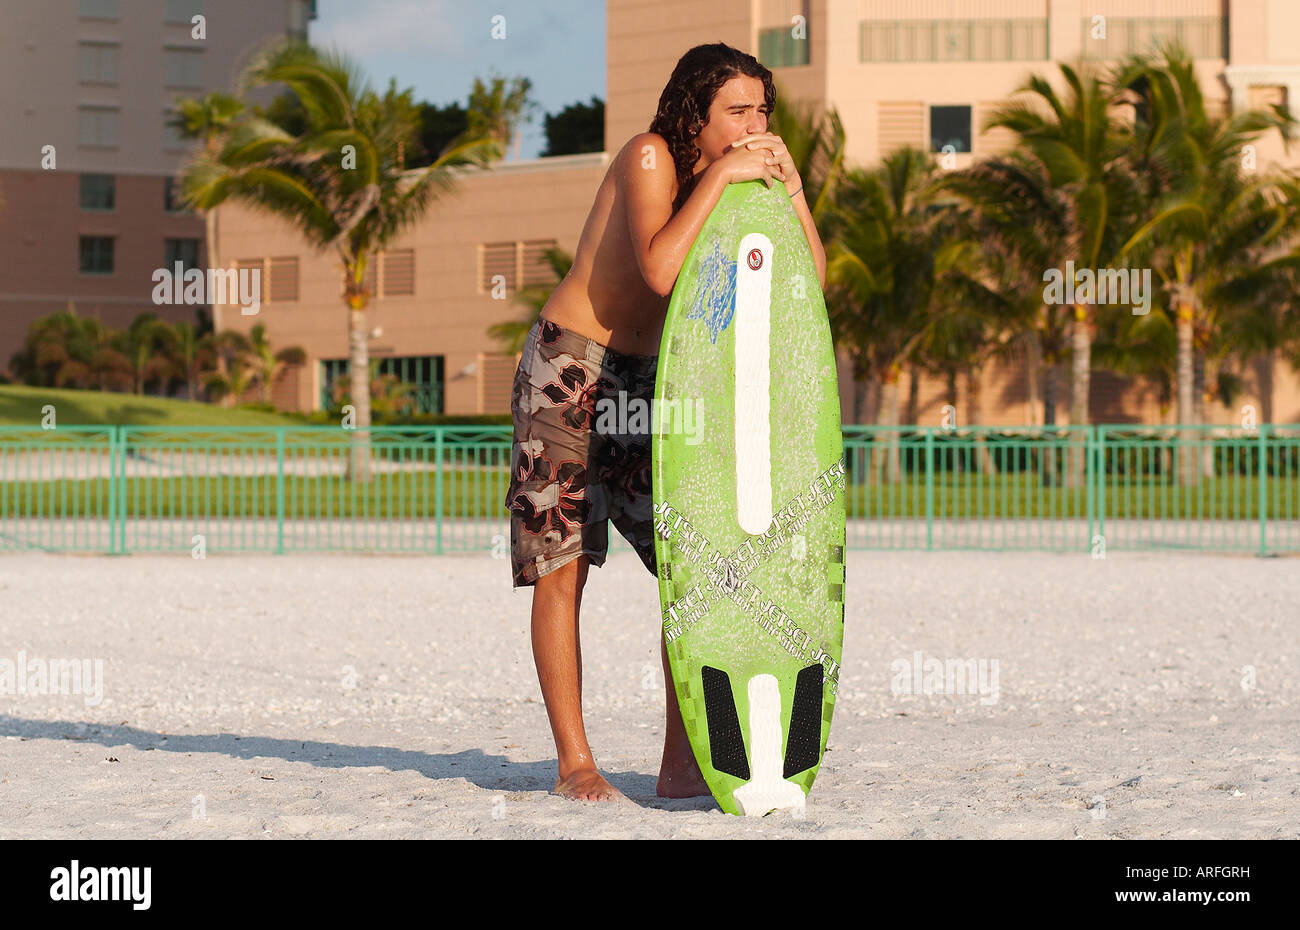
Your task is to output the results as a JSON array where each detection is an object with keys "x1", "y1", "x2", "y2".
[{"x1": 505, "y1": 318, "x2": 659, "y2": 587}]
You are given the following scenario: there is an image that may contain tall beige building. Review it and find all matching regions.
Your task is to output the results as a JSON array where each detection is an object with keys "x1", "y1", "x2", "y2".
[
  {"x1": 12, "y1": 1, "x2": 1300, "y2": 424},
  {"x1": 0, "y1": 0, "x2": 314, "y2": 378}
]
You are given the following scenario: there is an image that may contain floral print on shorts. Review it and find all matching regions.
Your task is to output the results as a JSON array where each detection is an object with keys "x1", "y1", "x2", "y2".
[{"x1": 505, "y1": 318, "x2": 659, "y2": 587}]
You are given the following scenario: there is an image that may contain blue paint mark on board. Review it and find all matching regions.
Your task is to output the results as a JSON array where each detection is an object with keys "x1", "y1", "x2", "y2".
[{"x1": 685, "y1": 240, "x2": 737, "y2": 344}]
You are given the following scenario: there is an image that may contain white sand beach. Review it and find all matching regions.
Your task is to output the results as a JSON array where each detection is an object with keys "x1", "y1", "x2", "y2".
[{"x1": 1, "y1": 548, "x2": 1296, "y2": 839}]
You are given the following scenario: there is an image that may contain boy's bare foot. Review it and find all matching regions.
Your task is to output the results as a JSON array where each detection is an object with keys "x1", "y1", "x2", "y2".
[
  {"x1": 656, "y1": 748, "x2": 712, "y2": 798},
  {"x1": 553, "y1": 768, "x2": 625, "y2": 801}
]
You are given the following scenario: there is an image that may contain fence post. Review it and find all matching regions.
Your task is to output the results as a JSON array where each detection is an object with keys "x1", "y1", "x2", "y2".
[
  {"x1": 924, "y1": 428, "x2": 934, "y2": 550},
  {"x1": 1258, "y1": 423, "x2": 1268, "y2": 557},
  {"x1": 117, "y1": 426, "x2": 129, "y2": 555},
  {"x1": 276, "y1": 427, "x2": 286, "y2": 555},
  {"x1": 1086, "y1": 425, "x2": 1097, "y2": 553},
  {"x1": 434, "y1": 427, "x2": 444, "y2": 555},
  {"x1": 109, "y1": 425, "x2": 120, "y2": 555}
]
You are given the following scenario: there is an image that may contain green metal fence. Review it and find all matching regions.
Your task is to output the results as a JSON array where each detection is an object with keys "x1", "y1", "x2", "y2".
[
  {"x1": 843, "y1": 424, "x2": 1300, "y2": 554},
  {"x1": 1, "y1": 424, "x2": 1297, "y2": 555}
]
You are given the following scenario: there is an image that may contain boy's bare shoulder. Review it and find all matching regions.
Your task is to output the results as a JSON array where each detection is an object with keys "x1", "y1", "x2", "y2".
[
  {"x1": 615, "y1": 133, "x2": 675, "y2": 196},
  {"x1": 617, "y1": 132, "x2": 673, "y2": 169},
  {"x1": 624, "y1": 131, "x2": 671, "y2": 152}
]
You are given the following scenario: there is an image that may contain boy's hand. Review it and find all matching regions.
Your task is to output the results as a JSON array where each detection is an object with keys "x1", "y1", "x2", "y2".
[
  {"x1": 716, "y1": 146, "x2": 782, "y2": 188},
  {"x1": 729, "y1": 133, "x2": 799, "y2": 191}
]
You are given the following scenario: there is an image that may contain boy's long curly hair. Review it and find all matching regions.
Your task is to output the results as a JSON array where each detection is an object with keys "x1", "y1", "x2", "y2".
[{"x1": 648, "y1": 43, "x2": 775, "y2": 211}]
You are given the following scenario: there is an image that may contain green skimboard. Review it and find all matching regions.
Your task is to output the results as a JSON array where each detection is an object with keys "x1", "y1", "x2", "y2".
[{"x1": 651, "y1": 179, "x2": 845, "y2": 817}]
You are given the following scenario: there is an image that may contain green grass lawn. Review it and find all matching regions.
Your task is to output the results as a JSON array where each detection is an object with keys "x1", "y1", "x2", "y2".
[
  {"x1": 0, "y1": 385, "x2": 301, "y2": 427},
  {"x1": 3, "y1": 472, "x2": 1296, "y2": 520},
  {"x1": 1, "y1": 474, "x2": 511, "y2": 519},
  {"x1": 848, "y1": 474, "x2": 1299, "y2": 519}
]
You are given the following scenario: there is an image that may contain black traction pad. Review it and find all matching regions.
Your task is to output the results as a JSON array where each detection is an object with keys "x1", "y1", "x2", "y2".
[
  {"x1": 784, "y1": 663, "x2": 825, "y2": 778},
  {"x1": 700, "y1": 665, "x2": 750, "y2": 780}
]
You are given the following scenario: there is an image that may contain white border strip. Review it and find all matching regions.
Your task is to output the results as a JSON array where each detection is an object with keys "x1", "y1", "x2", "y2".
[{"x1": 734, "y1": 232, "x2": 773, "y2": 536}]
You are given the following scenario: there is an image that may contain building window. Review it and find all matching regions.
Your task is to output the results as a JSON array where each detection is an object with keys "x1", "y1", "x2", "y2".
[
  {"x1": 878, "y1": 101, "x2": 926, "y2": 156},
  {"x1": 164, "y1": 0, "x2": 204, "y2": 24},
  {"x1": 357, "y1": 251, "x2": 417, "y2": 300},
  {"x1": 861, "y1": 18, "x2": 1048, "y2": 62},
  {"x1": 79, "y1": 236, "x2": 115, "y2": 274},
  {"x1": 163, "y1": 48, "x2": 204, "y2": 88},
  {"x1": 79, "y1": 174, "x2": 115, "y2": 211},
  {"x1": 930, "y1": 106, "x2": 972, "y2": 153},
  {"x1": 162, "y1": 109, "x2": 192, "y2": 151},
  {"x1": 164, "y1": 177, "x2": 190, "y2": 213},
  {"x1": 758, "y1": 24, "x2": 810, "y2": 68},
  {"x1": 1082, "y1": 17, "x2": 1225, "y2": 60},
  {"x1": 268, "y1": 257, "x2": 299, "y2": 302},
  {"x1": 478, "y1": 240, "x2": 559, "y2": 293},
  {"x1": 78, "y1": 106, "x2": 119, "y2": 148},
  {"x1": 479, "y1": 242, "x2": 517, "y2": 292},
  {"x1": 165, "y1": 238, "x2": 201, "y2": 270},
  {"x1": 78, "y1": 42, "x2": 119, "y2": 84},
  {"x1": 320, "y1": 356, "x2": 445, "y2": 414},
  {"x1": 520, "y1": 240, "x2": 558, "y2": 287},
  {"x1": 79, "y1": 0, "x2": 118, "y2": 19},
  {"x1": 381, "y1": 249, "x2": 415, "y2": 296},
  {"x1": 234, "y1": 259, "x2": 264, "y2": 304}
]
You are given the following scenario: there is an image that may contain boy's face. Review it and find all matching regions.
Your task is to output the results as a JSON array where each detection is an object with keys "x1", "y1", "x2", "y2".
[{"x1": 694, "y1": 75, "x2": 770, "y2": 166}]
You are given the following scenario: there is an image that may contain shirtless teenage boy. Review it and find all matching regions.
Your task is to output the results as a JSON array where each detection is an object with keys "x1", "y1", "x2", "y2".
[{"x1": 504, "y1": 43, "x2": 827, "y2": 802}]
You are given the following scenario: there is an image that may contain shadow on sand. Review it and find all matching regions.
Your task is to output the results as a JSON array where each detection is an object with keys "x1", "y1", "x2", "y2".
[{"x1": 0, "y1": 714, "x2": 717, "y2": 811}]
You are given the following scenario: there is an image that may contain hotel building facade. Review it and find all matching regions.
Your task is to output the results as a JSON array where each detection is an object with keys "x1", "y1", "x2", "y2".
[
  {"x1": 7, "y1": 0, "x2": 1300, "y2": 424},
  {"x1": 0, "y1": 0, "x2": 316, "y2": 388}
]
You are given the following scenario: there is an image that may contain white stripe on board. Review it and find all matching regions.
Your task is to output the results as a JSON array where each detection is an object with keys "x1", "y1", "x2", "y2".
[
  {"x1": 732, "y1": 674, "x2": 807, "y2": 816},
  {"x1": 734, "y1": 232, "x2": 773, "y2": 536}
]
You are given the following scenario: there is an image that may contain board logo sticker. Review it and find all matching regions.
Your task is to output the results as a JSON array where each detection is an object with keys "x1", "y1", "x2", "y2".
[
  {"x1": 718, "y1": 559, "x2": 741, "y2": 594},
  {"x1": 685, "y1": 239, "x2": 737, "y2": 344},
  {"x1": 747, "y1": 248, "x2": 763, "y2": 270}
]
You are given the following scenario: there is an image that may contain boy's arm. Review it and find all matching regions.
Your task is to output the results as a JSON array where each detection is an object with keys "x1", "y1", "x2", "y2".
[
  {"x1": 622, "y1": 133, "x2": 731, "y2": 297},
  {"x1": 785, "y1": 174, "x2": 827, "y2": 290}
]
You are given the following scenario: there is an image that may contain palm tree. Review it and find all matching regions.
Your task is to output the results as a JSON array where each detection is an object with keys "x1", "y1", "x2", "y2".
[
  {"x1": 172, "y1": 321, "x2": 211, "y2": 401},
  {"x1": 767, "y1": 92, "x2": 854, "y2": 418},
  {"x1": 986, "y1": 62, "x2": 1143, "y2": 487},
  {"x1": 171, "y1": 91, "x2": 245, "y2": 281},
  {"x1": 825, "y1": 148, "x2": 947, "y2": 482},
  {"x1": 179, "y1": 42, "x2": 502, "y2": 480},
  {"x1": 920, "y1": 212, "x2": 1041, "y2": 474},
  {"x1": 1219, "y1": 267, "x2": 1300, "y2": 425},
  {"x1": 201, "y1": 329, "x2": 256, "y2": 406},
  {"x1": 117, "y1": 314, "x2": 181, "y2": 396},
  {"x1": 1113, "y1": 45, "x2": 1299, "y2": 482},
  {"x1": 467, "y1": 74, "x2": 538, "y2": 162},
  {"x1": 10, "y1": 304, "x2": 133, "y2": 391},
  {"x1": 247, "y1": 322, "x2": 307, "y2": 405},
  {"x1": 939, "y1": 153, "x2": 1081, "y2": 483},
  {"x1": 767, "y1": 89, "x2": 846, "y2": 223},
  {"x1": 329, "y1": 361, "x2": 415, "y2": 420},
  {"x1": 486, "y1": 246, "x2": 572, "y2": 354},
  {"x1": 1091, "y1": 297, "x2": 1176, "y2": 420},
  {"x1": 939, "y1": 154, "x2": 1073, "y2": 422}
]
